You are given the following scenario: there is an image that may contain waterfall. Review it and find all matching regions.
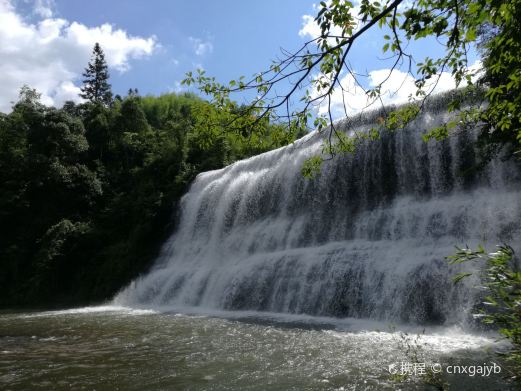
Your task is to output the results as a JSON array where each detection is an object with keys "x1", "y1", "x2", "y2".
[{"x1": 116, "y1": 96, "x2": 521, "y2": 325}]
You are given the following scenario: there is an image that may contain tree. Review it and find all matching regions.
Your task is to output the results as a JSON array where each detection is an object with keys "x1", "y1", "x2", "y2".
[
  {"x1": 475, "y1": 4, "x2": 521, "y2": 162},
  {"x1": 449, "y1": 245, "x2": 521, "y2": 374},
  {"x1": 80, "y1": 43, "x2": 113, "y2": 106},
  {"x1": 183, "y1": 0, "x2": 521, "y2": 172},
  {"x1": 0, "y1": 85, "x2": 300, "y2": 307}
]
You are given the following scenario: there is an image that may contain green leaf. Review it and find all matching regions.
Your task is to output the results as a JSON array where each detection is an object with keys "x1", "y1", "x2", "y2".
[{"x1": 452, "y1": 272, "x2": 473, "y2": 284}]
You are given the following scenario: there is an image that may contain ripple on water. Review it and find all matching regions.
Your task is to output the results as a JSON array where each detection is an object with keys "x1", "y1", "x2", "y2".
[{"x1": 0, "y1": 308, "x2": 516, "y2": 390}]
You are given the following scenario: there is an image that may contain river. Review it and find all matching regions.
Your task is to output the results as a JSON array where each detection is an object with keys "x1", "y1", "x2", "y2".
[{"x1": 0, "y1": 306, "x2": 514, "y2": 390}]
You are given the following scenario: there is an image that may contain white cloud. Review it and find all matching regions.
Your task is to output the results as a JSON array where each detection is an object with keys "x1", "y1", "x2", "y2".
[
  {"x1": 299, "y1": 2, "x2": 484, "y2": 119},
  {"x1": 33, "y1": 0, "x2": 54, "y2": 18},
  {"x1": 189, "y1": 36, "x2": 213, "y2": 57},
  {"x1": 53, "y1": 80, "x2": 83, "y2": 104},
  {"x1": 192, "y1": 62, "x2": 204, "y2": 71},
  {"x1": 312, "y1": 60, "x2": 483, "y2": 119},
  {"x1": 298, "y1": 14, "x2": 322, "y2": 39},
  {"x1": 299, "y1": 1, "x2": 360, "y2": 41},
  {"x1": 298, "y1": 0, "x2": 416, "y2": 41},
  {"x1": 0, "y1": 0, "x2": 157, "y2": 112},
  {"x1": 168, "y1": 81, "x2": 185, "y2": 94}
]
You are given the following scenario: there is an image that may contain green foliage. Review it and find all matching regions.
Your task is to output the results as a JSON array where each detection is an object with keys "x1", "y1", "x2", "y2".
[
  {"x1": 80, "y1": 43, "x2": 113, "y2": 106},
  {"x1": 385, "y1": 104, "x2": 421, "y2": 132},
  {"x1": 31, "y1": 220, "x2": 91, "y2": 299},
  {"x1": 477, "y1": 1, "x2": 521, "y2": 160},
  {"x1": 388, "y1": 327, "x2": 447, "y2": 389},
  {"x1": 448, "y1": 245, "x2": 521, "y2": 374},
  {"x1": 0, "y1": 86, "x2": 300, "y2": 307},
  {"x1": 301, "y1": 155, "x2": 323, "y2": 178},
  {"x1": 183, "y1": 0, "x2": 521, "y2": 175}
]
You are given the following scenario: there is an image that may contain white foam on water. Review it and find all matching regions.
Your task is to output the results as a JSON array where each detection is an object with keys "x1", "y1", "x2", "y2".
[
  {"x1": 114, "y1": 99, "x2": 521, "y2": 325},
  {"x1": 19, "y1": 305, "x2": 157, "y2": 318}
]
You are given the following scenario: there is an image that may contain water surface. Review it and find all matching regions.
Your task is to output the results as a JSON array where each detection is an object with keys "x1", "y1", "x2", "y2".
[{"x1": 0, "y1": 307, "x2": 515, "y2": 390}]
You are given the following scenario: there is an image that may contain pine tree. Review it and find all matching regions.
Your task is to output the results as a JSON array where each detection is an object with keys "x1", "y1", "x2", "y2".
[{"x1": 80, "y1": 43, "x2": 113, "y2": 106}]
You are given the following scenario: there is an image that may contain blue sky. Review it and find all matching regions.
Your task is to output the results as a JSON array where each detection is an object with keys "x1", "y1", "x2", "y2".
[
  {"x1": 52, "y1": 0, "x2": 315, "y2": 96},
  {"x1": 1, "y1": 0, "x2": 481, "y2": 117}
]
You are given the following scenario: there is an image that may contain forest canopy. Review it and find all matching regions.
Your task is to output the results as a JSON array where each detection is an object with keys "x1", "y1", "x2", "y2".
[{"x1": 0, "y1": 44, "x2": 303, "y2": 306}]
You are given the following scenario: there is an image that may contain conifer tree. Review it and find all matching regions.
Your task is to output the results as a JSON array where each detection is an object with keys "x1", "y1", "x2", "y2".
[{"x1": 80, "y1": 43, "x2": 113, "y2": 106}]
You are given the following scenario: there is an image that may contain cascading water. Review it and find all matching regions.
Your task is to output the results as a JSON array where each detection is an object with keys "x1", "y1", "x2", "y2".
[{"x1": 116, "y1": 96, "x2": 521, "y2": 325}]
